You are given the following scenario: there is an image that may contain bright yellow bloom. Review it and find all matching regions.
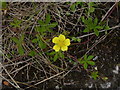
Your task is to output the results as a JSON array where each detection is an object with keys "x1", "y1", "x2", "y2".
[{"x1": 52, "y1": 34, "x2": 70, "y2": 52}]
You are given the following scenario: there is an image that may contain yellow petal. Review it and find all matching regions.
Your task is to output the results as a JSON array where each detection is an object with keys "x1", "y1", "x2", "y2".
[
  {"x1": 53, "y1": 45, "x2": 60, "y2": 52},
  {"x1": 52, "y1": 37, "x2": 59, "y2": 43},
  {"x1": 64, "y1": 39, "x2": 70, "y2": 46},
  {"x1": 61, "y1": 46, "x2": 68, "y2": 51},
  {"x1": 58, "y1": 34, "x2": 65, "y2": 41}
]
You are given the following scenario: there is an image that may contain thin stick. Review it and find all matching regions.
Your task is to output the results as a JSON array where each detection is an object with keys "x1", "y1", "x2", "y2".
[
  {"x1": 101, "y1": 2, "x2": 118, "y2": 22},
  {"x1": 77, "y1": 25, "x2": 120, "y2": 39},
  {"x1": 26, "y1": 71, "x2": 65, "y2": 89}
]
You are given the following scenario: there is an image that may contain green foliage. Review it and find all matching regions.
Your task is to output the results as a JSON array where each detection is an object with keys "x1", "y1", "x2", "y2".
[
  {"x1": 81, "y1": 16, "x2": 104, "y2": 36},
  {"x1": 11, "y1": 34, "x2": 25, "y2": 55},
  {"x1": 10, "y1": 18, "x2": 22, "y2": 28},
  {"x1": 72, "y1": 37, "x2": 81, "y2": 42},
  {"x1": 36, "y1": 14, "x2": 58, "y2": 35},
  {"x1": 32, "y1": 35, "x2": 46, "y2": 49},
  {"x1": 91, "y1": 71, "x2": 99, "y2": 80},
  {"x1": 87, "y1": 2, "x2": 95, "y2": 14},
  {"x1": 79, "y1": 54, "x2": 95, "y2": 69},
  {"x1": 70, "y1": 2, "x2": 83, "y2": 12},
  {"x1": 48, "y1": 51, "x2": 65, "y2": 62},
  {"x1": 28, "y1": 50, "x2": 37, "y2": 56}
]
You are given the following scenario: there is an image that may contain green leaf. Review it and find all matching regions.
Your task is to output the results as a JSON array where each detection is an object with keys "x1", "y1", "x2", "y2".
[
  {"x1": 104, "y1": 25, "x2": 110, "y2": 30},
  {"x1": 38, "y1": 20, "x2": 44, "y2": 25},
  {"x1": 83, "y1": 63, "x2": 88, "y2": 69},
  {"x1": 83, "y1": 28, "x2": 89, "y2": 32},
  {"x1": 11, "y1": 37, "x2": 19, "y2": 44},
  {"x1": 84, "y1": 54, "x2": 87, "y2": 60},
  {"x1": 10, "y1": 19, "x2": 22, "y2": 28},
  {"x1": 70, "y1": 3, "x2": 76, "y2": 11},
  {"x1": 28, "y1": 50, "x2": 37, "y2": 56},
  {"x1": 79, "y1": 60, "x2": 85, "y2": 64},
  {"x1": 36, "y1": 26, "x2": 46, "y2": 33},
  {"x1": 77, "y1": 38, "x2": 81, "y2": 42},
  {"x1": 87, "y1": 61, "x2": 95, "y2": 65},
  {"x1": 89, "y1": 7, "x2": 95, "y2": 13},
  {"x1": 88, "y1": 2, "x2": 94, "y2": 7},
  {"x1": 48, "y1": 22, "x2": 58, "y2": 28},
  {"x1": 72, "y1": 37, "x2": 77, "y2": 41},
  {"x1": 38, "y1": 40, "x2": 46, "y2": 49},
  {"x1": 81, "y1": 16, "x2": 85, "y2": 23},
  {"x1": 18, "y1": 45, "x2": 24, "y2": 55},
  {"x1": 91, "y1": 71, "x2": 99, "y2": 80},
  {"x1": 88, "y1": 18, "x2": 92, "y2": 23},
  {"x1": 94, "y1": 18, "x2": 98, "y2": 26},
  {"x1": 59, "y1": 52, "x2": 64, "y2": 59},
  {"x1": 53, "y1": 53, "x2": 58, "y2": 62},
  {"x1": 94, "y1": 29, "x2": 99, "y2": 36},
  {"x1": 87, "y1": 55, "x2": 94, "y2": 60},
  {"x1": 20, "y1": 34, "x2": 24, "y2": 42},
  {"x1": 95, "y1": 26, "x2": 103, "y2": 29},
  {"x1": 45, "y1": 14, "x2": 51, "y2": 24},
  {"x1": 49, "y1": 51, "x2": 56, "y2": 56},
  {"x1": 32, "y1": 38, "x2": 38, "y2": 43}
]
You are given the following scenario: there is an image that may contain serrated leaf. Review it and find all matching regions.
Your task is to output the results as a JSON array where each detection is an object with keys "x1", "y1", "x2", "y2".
[
  {"x1": 48, "y1": 22, "x2": 58, "y2": 28},
  {"x1": 94, "y1": 29, "x2": 99, "y2": 36},
  {"x1": 87, "y1": 55, "x2": 94, "y2": 60},
  {"x1": 36, "y1": 26, "x2": 46, "y2": 33},
  {"x1": 11, "y1": 37, "x2": 19, "y2": 44},
  {"x1": 45, "y1": 14, "x2": 51, "y2": 24},
  {"x1": 18, "y1": 45, "x2": 24, "y2": 55},
  {"x1": 87, "y1": 61, "x2": 95, "y2": 65},
  {"x1": 38, "y1": 20, "x2": 44, "y2": 25},
  {"x1": 84, "y1": 63, "x2": 88, "y2": 69}
]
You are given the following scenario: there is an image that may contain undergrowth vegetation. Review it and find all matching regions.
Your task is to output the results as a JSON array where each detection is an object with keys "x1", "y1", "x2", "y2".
[{"x1": 1, "y1": 2, "x2": 120, "y2": 89}]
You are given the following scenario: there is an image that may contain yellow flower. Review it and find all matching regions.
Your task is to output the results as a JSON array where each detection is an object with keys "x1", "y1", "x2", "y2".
[{"x1": 52, "y1": 34, "x2": 70, "y2": 52}]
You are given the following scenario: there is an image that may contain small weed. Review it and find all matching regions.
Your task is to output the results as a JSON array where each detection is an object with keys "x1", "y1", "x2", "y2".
[
  {"x1": 81, "y1": 16, "x2": 108, "y2": 36},
  {"x1": 11, "y1": 34, "x2": 24, "y2": 55},
  {"x1": 79, "y1": 54, "x2": 95, "y2": 69},
  {"x1": 10, "y1": 18, "x2": 22, "y2": 28},
  {"x1": 87, "y1": 2, "x2": 95, "y2": 15},
  {"x1": 90, "y1": 71, "x2": 99, "y2": 80},
  {"x1": 36, "y1": 13, "x2": 58, "y2": 35}
]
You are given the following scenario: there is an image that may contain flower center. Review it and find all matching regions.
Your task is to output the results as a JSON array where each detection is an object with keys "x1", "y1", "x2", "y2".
[{"x1": 57, "y1": 40, "x2": 65, "y2": 47}]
